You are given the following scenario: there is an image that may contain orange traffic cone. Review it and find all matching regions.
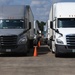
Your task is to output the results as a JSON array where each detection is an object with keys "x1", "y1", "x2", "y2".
[
  {"x1": 33, "y1": 46, "x2": 38, "y2": 57},
  {"x1": 38, "y1": 41, "x2": 40, "y2": 47}
]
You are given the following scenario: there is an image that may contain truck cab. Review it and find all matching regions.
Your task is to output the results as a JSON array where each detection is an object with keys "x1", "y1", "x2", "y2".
[
  {"x1": 49, "y1": 2, "x2": 75, "y2": 57},
  {"x1": 0, "y1": 5, "x2": 34, "y2": 54}
]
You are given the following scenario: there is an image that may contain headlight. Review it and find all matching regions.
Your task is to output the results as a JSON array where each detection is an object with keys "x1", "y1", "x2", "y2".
[
  {"x1": 18, "y1": 36, "x2": 27, "y2": 44},
  {"x1": 56, "y1": 39, "x2": 63, "y2": 44}
]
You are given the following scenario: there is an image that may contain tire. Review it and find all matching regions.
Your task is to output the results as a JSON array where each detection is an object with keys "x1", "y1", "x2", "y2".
[
  {"x1": 50, "y1": 40, "x2": 52, "y2": 49},
  {"x1": 24, "y1": 44, "x2": 28, "y2": 53},
  {"x1": 50, "y1": 40, "x2": 55, "y2": 53},
  {"x1": 55, "y1": 52, "x2": 59, "y2": 57},
  {"x1": 24, "y1": 39, "x2": 30, "y2": 54},
  {"x1": 55, "y1": 48, "x2": 60, "y2": 57},
  {"x1": 29, "y1": 39, "x2": 34, "y2": 49}
]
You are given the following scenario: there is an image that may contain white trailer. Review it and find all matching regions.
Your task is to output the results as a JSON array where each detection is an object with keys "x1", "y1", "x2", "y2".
[
  {"x1": 49, "y1": 2, "x2": 75, "y2": 57},
  {"x1": 46, "y1": 20, "x2": 51, "y2": 45},
  {"x1": 34, "y1": 21, "x2": 41, "y2": 39},
  {"x1": 0, "y1": 5, "x2": 34, "y2": 54}
]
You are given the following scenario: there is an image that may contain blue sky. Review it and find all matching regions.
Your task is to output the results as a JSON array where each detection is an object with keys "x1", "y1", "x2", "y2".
[{"x1": 0, "y1": 0, "x2": 75, "y2": 22}]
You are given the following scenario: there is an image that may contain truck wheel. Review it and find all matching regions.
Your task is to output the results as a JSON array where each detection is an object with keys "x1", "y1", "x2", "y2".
[
  {"x1": 29, "y1": 39, "x2": 34, "y2": 48},
  {"x1": 55, "y1": 52, "x2": 59, "y2": 57},
  {"x1": 55, "y1": 49, "x2": 60, "y2": 57},
  {"x1": 27, "y1": 40, "x2": 31, "y2": 53},
  {"x1": 50, "y1": 40, "x2": 52, "y2": 49},
  {"x1": 24, "y1": 40, "x2": 30, "y2": 54},
  {"x1": 21, "y1": 45, "x2": 28, "y2": 56}
]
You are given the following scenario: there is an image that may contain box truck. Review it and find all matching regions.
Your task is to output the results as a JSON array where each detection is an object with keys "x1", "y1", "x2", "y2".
[
  {"x1": 0, "y1": 5, "x2": 34, "y2": 54},
  {"x1": 49, "y1": 2, "x2": 75, "y2": 57}
]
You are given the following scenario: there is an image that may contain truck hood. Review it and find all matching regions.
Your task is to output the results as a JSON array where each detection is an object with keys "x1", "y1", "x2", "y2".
[
  {"x1": 0, "y1": 29, "x2": 25, "y2": 36},
  {"x1": 58, "y1": 28, "x2": 75, "y2": 36}
]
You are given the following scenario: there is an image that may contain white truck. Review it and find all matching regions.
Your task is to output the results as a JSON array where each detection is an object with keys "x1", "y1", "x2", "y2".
[
  {"x1": 34, "y1": 21, "x2": 40, "y2": 39},
  {"x1": 49, "y1": 2, "x2": 75, "y2": 57},
  {"x1": 0, "y1": 5, "x2": 34, "y2": 54}
]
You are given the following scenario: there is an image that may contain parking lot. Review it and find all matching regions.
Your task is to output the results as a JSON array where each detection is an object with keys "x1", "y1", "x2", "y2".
[{"x1": 0, "y1": 45, "x2": 75, "y2": 75}]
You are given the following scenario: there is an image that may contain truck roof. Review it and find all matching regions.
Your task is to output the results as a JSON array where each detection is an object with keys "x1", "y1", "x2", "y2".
[
  {"x1": 50, "y1": 2, "x2": 75, "y2": 19},
  {"x1": 0, "y1": 5, "x2": 29, "y2": 19}
]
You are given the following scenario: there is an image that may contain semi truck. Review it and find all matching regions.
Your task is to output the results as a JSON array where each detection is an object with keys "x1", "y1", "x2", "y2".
[
  {"x1": 0, "y1": 5, "x2": 34, "y2": 54},
  {"x1": 49, "y1": 2, "x2": 75, "y2": 57},
  {"x1": 46, "y1": 20, "x2": 50, "y2": 45},
  {"x1": 42, "y1": 23, "x2": 48, "y2": 44},
  {"x1": 34, "y1": 21, "x2": 41, "y2": 45}
]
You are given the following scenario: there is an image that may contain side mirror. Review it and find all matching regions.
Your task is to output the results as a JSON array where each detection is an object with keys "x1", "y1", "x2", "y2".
[
  {"x1": 55, "y1": 29, "x2": 59, "y2": 33},
  {"x1": 29, "y1": 22, "x2": 31, "y2": 29},
  {"x1": 50, "y1": 21, "x2": 53, "y2": 29},
  {"x1": 55, "y1": 29, "x2": 63, "y2": 36}
]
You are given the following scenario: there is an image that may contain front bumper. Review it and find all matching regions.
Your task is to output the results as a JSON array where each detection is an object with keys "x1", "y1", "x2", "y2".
[
  {"x1": 0, "y1": 44, "x2": 28, "y2": 53},
  {"x1": 56, "y1": 44, "x2": 75, "y2": 53}
]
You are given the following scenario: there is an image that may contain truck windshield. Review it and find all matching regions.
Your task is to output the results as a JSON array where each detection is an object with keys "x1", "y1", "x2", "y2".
[
  {"x1": 0, "y1": 19, "x2": 24, "y2": 29},
  {"x1": 58, "y1": 18, "x2": 75, "y2": 28}
]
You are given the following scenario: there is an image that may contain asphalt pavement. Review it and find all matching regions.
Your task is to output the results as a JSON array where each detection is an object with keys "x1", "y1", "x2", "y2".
[{"x1": 0, "y1": 45, "x2": 75, "y2": 75}]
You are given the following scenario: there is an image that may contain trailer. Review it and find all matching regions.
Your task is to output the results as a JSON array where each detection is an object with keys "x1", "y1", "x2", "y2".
[
  {"x1": 0, "y1": 5, "x2": 34, "y2": 54},
  {"x1": 46, "y1": 20, "x2": 51, "y2": 45},
  {"x1": 49, "y1": 2, "x2": 75, "y2": 57}
]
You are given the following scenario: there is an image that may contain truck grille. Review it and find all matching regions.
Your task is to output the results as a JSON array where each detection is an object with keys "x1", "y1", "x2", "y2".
[
  {"x1": 0, "y1": 35, "x2": 17, "y2": 49},
  {"x1": 66, "y1": 34, "x2": 75, "y2": 49}
]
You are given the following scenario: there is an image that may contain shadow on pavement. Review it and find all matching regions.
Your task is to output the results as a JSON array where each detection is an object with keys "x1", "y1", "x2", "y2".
[
  {"x1": 0, "y1": 53, "x2": 27, "y2": 57},
  {"x1": 58, "y1": 53, "x2": 75, "y2": 58},
  {"x1": 37, "y1": 46, "x2": 50, "y2": 55},
  {"x1": 27, "y1": 45, "x2": 50, "y2": 57},
  {"x1": 0, "y1": 45, "x2": 50, "y2": 57}
]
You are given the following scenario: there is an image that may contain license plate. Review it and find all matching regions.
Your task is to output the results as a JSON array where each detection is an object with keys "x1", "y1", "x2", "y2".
[
  {"x1": 72, "y1": 49, "x2": 75, "y2": 53},
  {"x1": 6, "y1": 49, "x2": 11, "y2": 52}
]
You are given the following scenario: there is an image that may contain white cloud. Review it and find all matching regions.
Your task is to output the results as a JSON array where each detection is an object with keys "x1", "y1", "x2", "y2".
[
  {"x1": 0, "y1": 0, "x2": 13, "y2": 5},
  {"x1": 31, "y1": 0, "x2": 48, "y2": 6},
  {"x1": 31, "y1": 0, "x2": 50, "y2": 21},
  {"x1": 0, "y1": 0, "x2": 8, "y2": 2},
  {"x1": 51, "y1": 0, "x2": 62, "y2": 3},
  {"x1": 0, "y1": 0, "x2": 31, "y2": 5},
  {"x1": 31, "y1": 0, "x2": 41, "y2": 6}
]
